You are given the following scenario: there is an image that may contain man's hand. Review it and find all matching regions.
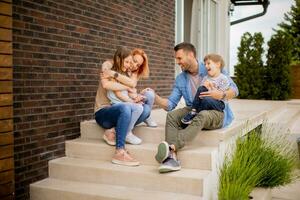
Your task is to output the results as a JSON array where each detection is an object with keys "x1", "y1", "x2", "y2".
[
  {"x1": 203, "y1": 81, "x2": 214, "y2": 91},
  {"x1": 199, "y1": 89, "x2": 223, "y2": 100}
]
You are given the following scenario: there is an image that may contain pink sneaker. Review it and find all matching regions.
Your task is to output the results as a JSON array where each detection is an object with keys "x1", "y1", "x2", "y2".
[
  {"x1": 103, "y1": 128, "x2": 116, "y2": 146},
  {"x1": 112, "y1": 149, "x2": 139, "y2": 166}
]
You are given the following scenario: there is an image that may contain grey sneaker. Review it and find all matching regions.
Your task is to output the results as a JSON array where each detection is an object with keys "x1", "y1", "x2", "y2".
[
  {"x1": 158, "y1": 157, "x2": 181, "y2": 173},
  {"x1": 155, "y1": 141, "x2": 170, "y2": 163}
]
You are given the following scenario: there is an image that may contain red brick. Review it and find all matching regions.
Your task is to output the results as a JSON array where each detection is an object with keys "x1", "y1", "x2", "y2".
[{"x1": 13, "y1": 0, "x2": 175, "y2": 199}]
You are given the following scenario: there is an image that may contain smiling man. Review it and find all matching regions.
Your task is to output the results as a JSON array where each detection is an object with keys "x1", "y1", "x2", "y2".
[{"x1": 154, "y1": 42, "x2": 239, "y2": 173}]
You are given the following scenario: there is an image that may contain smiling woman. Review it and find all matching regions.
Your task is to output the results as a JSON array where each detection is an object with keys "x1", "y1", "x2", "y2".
[{"x1": 131, "y1": 48, "x2": 149, "y2": 79}]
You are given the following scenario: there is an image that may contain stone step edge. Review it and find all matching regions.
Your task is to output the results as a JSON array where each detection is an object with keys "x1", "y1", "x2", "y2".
[
  {"x1": 49, "y1": 156, "x2": 211, "y2": 179},
  {"x1": 49, "y1": 157, "x2": 210, "y2": 196},
  {"x1": 30, "y1": 178, "x2": 202, "y2": 200},
  {"x1": 65, "y1": 138, "x2": 217, "y2": 170}
]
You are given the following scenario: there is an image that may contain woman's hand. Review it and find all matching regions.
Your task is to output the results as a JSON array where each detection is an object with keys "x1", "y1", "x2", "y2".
[
  {"x1": 133, "y1": 95, "x2": 145, "y2": 104},
  {"x1": 101, "y1": 69, "x2": 114, "y2": 79},
  {"x1": 140, "y1": 87, "x2": 154, "y2": 95},
  {"x1": 127, "y1": 87, "x2": 137, "y2": 94}
]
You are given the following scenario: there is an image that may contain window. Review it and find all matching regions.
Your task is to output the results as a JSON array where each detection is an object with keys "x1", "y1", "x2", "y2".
[{"x1": 202, "y1": 0, "x2": 218, "y2": 56}]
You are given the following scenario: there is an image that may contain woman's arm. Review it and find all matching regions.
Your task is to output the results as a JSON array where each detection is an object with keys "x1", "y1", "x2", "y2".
[
  {"x1": 114, "y1": 91, "x2": 134, "y2": 103},
  {"x1": 101, "y1": 60, "x2": 137, "y2": 88},
  {"x1": 101, "y1": 73, "x2": 131, "y2": 91}
]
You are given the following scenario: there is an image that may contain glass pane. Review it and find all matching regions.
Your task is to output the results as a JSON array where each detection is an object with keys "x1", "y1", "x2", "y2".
[{"x1": 209, "y1": 0, "x2": 217, "y2": 53}]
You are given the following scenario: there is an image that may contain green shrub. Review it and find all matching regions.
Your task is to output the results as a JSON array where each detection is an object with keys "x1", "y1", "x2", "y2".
[
  {"x1": 277, "y1": 0, "x2": 300, "y2": 64},
  {"x1": 234, "y1": 32, "x2": 265, "y2": 99},
  {"x1": 218, "y1": 132, "x2": 266, "y2": 200},
  {"x1": 264, "y1": 31, "x2": 293, "y2": 100},
  {"x1": 218, "y1": 125, "x2": 298, "y2": 200}
]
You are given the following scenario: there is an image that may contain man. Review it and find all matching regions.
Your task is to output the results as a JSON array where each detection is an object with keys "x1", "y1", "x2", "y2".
[{"x1": 154, "y1": 42, "x2": 238, "y2": 173}]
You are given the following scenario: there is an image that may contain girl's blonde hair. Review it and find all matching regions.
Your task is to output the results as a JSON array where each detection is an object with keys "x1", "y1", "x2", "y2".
[
  {"x1": 112, "y1": 47, "x2": 132, "y2": 74},
  {"x1": 204, "y1": 54, "x2": 225, "y2": 69},
  {"x1": 131, "y1": 48, "x2": 149, "y2": 79}
]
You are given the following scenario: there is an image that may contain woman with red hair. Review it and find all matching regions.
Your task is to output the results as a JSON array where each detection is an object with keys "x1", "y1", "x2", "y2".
[{"x1": 99, "y1": 47, "x2": 157, "y2": 147}]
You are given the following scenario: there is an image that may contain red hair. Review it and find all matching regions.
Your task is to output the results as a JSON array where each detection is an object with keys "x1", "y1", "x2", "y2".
[{"x1": 131, "y1": 48, "x2": 149, "y2": 79}]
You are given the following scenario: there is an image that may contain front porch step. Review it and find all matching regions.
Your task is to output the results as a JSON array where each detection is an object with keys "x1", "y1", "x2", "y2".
[
  {"x1": 66, "y1": 138, "x2": 216, "y2": 170},
  {"x1": 30, "y1": 178, "x2": 202, "y2": 200},
  {"x1": 268, "y1": 106, "x2": 300, "y2": 126},
  {"x1": 80, "y1": 109, "x2": 267, "y2": 147},
  {"x1": 49, "y1": 157, "x2": 210, "y2": 196}
]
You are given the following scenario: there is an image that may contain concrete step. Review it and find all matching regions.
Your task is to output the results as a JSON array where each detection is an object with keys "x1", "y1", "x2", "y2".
[
  {"x1": 49, "y1": 157, "x2": 210, "y2": 196},
  {"x1": 80, "y1": 120, "x2": 165, "y2": 143},
  {"x1": 83, "y1": 100, "x2": 285, "y2": 146},
  {"x1": 66, "y1": 138, "x2": 216, "y2": 170},
  {"x1": 290, "y1": 112, "x2": 300, "y2": 134},
  {"x1": 30, "y1": 178, "x2": 202, "y2": 200},
  {"x1": 250, "y1": 188, "x2": 272, "y2": 200},
  {"x1": 80, "y1": 110, "x2": 266, "y2": 147},
  {"x1": 268, "y1": 106, "x2": 300, "y2": 126},
  {"x1": 286, "y1": 103, "x2": 300, "y2": 134}
]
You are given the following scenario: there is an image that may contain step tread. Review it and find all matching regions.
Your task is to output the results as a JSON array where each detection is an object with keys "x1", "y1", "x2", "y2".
[
  {"x1": 67, "y1": 138, "x2": 217, "y2": 154},
  {"x1": 50, "y1": 157, "x2": 211, "y2": 179},
  {"x1": 269, "y1": 107, "x2": 300, "y2": 124},
  {"x1": 66, "y1": 138, "x2": 215, "y2": 170},
  {"x1": 31, "y1": 178, "x2": 202, "y2": 200},
  {"x1": 81, "y1": 110, "x2": 266, "y2": 142}
]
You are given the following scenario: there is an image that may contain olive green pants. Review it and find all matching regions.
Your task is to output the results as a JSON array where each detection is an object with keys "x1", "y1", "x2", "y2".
[{"x1": 165, "y1": 107, "x2": 224, "y2": 150}]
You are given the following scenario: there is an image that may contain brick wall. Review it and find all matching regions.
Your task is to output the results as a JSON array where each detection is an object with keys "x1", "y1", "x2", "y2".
[
  {"x1": 0, "y1": 1, "x2": 14, "y2": 200},
  {"x1": 12, "y1": 0, "x2": 175, "y2": 199}
]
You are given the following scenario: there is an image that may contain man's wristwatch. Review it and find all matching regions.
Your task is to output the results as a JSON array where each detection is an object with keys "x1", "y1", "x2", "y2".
[{"x1": 114, "y1": 72, "x2": 119, "y2": 79}]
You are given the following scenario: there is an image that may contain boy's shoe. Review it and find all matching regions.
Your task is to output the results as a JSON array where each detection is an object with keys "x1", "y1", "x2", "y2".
[
  {"x1": 103, "y1": 128, "x2": 116, "y2": 146},
  {"x1": 144, "y1": 116, "x2": 158, "y2": 127},
  {"x1": 112, "y1": 149, "x2": 139, "y2": 166},
  {"x1": 126, "y1": 132, "x2": 142, "y2": 145},
  {"x1": 181, "y1": 111, "x2": 197, "y2": 125},
  {"x1": 155, "y1": 141, "x2": 170, "y2": 163},
  {"x1": 158, "y1": 157, "x2": 181, "y2": 173}
]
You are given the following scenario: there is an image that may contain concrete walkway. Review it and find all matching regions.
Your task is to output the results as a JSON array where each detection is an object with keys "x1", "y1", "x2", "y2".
[{"x1": 271, "y1": 178, "x2": 300, "y2": 200}]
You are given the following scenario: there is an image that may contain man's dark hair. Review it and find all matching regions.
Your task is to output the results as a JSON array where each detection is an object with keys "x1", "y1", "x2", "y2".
[{"x1": 174, "y1": 42, "x2": 197, "y2": 57}]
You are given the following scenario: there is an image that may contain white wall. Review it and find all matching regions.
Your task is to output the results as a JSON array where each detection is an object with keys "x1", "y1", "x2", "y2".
[{"x1": 176, "y1": 0, "x2": 231, "y2": 72}]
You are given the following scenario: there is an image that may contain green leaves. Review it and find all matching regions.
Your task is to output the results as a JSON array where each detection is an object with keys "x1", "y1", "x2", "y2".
[
  {"x1": 277, "y1": 0, "x2": 300, "y2": 64},
  {"x1": 235, "y1": 31, "x2": 293, "y2": 100},
  {"x1": 235, "y1": 1, "x2": 299, "y2": 100},
  {"x1": 265, "y1": 31, "x2": 293, "y2": 100},
  {"x1": 234, "y1": 32, "x2": 265, "y2": 99},
  {"x1": 218, "y1": 125, "x2": 298, "y2": 200}
]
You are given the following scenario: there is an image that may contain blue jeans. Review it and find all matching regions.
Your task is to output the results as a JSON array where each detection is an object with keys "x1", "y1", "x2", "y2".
[
  {"x1": 125, "y1": 103, "x2": 143, "y2": 133},
  {"x1": 135, "y1": 90, "x2": 155, "y2": 125},
  {"x1": 95, "y1": 103, "x2": 132, "y2": 149},
  {"x1": 192, "y1": 86, "x2": 225, "y2": 112}
]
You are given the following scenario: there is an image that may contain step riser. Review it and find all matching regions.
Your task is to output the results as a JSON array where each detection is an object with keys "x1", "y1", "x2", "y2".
[
  {"x1": 30, "y1": 178, "x2": 202, "y2": 200},
  {"x1": 49, "y1": 162, "x2": 204, "y2": 196},
  {"x1": 66, "y1": 141, "x2": 212, "y2": 170},
  {"x1": 30, "y1": 187, "x2": 118, "y2": 200},
  {"x1": 80, "y1": 121, "x2": 220, "y2": 146}
]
